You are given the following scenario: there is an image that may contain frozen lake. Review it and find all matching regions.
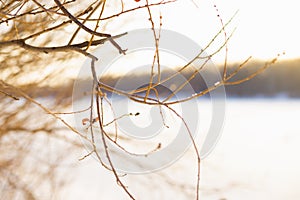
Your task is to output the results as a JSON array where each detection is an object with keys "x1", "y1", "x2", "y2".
[{"x1": 61, "y1": 98, "x2": 300, "y2": 200}]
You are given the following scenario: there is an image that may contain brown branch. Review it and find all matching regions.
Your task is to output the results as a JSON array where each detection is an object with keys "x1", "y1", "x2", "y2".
[
  {"x1": 0, "y1": 80, "x2": 91, "y2": 143},
  {"x1": 68, "y1": 0, "x2": 104, "y2": 45},
  {"x1": 53, "y1": 0, "x2": 126, "y2": 54},
  {"x1": 0, "y1": 90, "x2": 19, "y2": 100},
  {"x1": 144, "y1": 0, "x2": 161, "y2": 101},
  {"x1": 53, "y1": 0, "x2": 110, "y2": 38},
  {"x1": 0, "y1": 0, "x2": 76, "y2": 24},
  {"x1": 22, "y1": 4, "x2": 96, "y2": 42},
  {"x1": 164, "y1": 104, "x2": 201, "y2": 200},
  {"x1": 77, "y1": 0, "x2": 177, "y2": 21},
  {"x1": 0, "y1": 32, "x2": 126, "y2": 58},
  {"x1": 224, "y1": 56, "x2": 279, "y2": 85},
  {"x1": 91, "y1": 59, "x2": 136, "y2": 200}
]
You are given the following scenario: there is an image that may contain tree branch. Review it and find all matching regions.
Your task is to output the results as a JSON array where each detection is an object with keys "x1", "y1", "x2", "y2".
[
  {"x1": 0, "y1": 32, "x2": 127, "y2": 58},
  {"x1": 53, "y1": 0, "x2": 126, "y2": 54}
]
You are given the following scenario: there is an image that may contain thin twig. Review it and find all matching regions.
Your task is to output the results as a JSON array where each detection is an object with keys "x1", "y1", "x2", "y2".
[{"x1": 53, "y1": 0, "x2": 126, "y2": 54}]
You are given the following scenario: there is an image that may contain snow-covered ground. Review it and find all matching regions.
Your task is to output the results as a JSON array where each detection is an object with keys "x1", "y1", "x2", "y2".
[
  {"x1": 201, "y1": 98, "x2": 300, "y2": 200},
  {"x1": 60, "y1": 98, "x2": 300, "y2": 200}
]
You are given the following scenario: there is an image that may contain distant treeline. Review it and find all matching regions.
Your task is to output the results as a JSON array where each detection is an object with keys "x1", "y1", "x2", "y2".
[
  {"x1": 98, "y1": 58, "x2": 300, "y2": 98},
  {"x1": 223, "y1": 58, "x2": 300, "y2": 97}
]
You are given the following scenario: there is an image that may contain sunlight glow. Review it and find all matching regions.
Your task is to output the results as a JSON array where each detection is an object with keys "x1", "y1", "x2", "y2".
[{"x1": 160, "y1": 0, "x2": 300, "y2": 63}]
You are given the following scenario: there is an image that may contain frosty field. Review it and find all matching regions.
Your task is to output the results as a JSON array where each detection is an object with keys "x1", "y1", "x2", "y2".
[{"x1": 61, "y1": 98, "x2": 300, "y2": 200}]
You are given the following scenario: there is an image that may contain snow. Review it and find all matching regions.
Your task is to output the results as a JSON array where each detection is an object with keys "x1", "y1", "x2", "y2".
[{"x1": 60, "y1": 98, "x2": 300, "y2": 199}]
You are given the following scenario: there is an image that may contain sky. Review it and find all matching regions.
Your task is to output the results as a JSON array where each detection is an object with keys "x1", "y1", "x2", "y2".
[
  {"x1": 101, "y1": 0, "x2": 299, "y2": 75},
  {"x1": 37, "y1": 2, "x2": 298, "y2": 84},
  {"x1": 158, "y1": 0, "x2": 300, "y2": 64}
]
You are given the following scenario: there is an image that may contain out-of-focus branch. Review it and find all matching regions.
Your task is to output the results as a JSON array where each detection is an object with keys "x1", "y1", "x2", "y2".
[
  {"x1": 53, "y1": 0, "x2": 110, "y2": 38},
  {"x1": 53, "y1": 0, "x2": 126, "y2": 54},
  {"x1": 0, "y1": 90, "x2": 19, "y2": 100},
  {"x1": 79, "y1": 0, "x2": 176, "y2": 21},
  {"x1": 0, "y1": 33, "x2": 126, "y2": 57}
]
